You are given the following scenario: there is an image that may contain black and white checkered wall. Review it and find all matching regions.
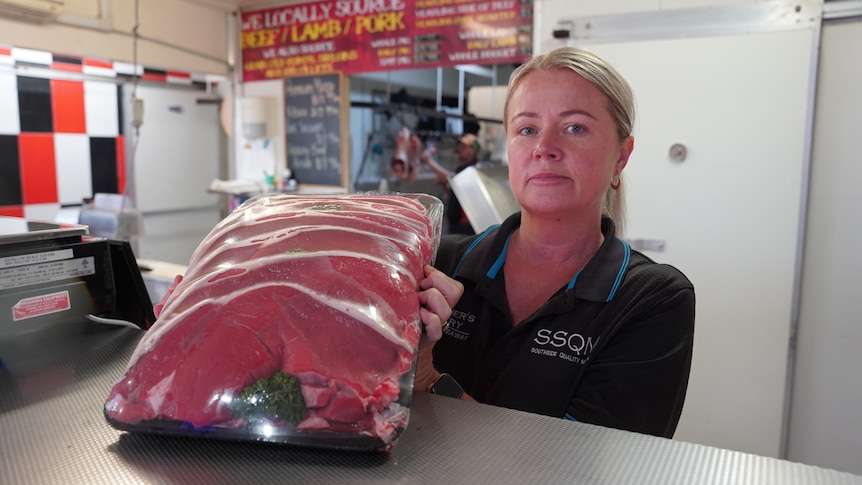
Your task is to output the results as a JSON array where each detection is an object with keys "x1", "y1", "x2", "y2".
[{"x1": 0, "y1": 45, "x2": 206, "y2": 221}]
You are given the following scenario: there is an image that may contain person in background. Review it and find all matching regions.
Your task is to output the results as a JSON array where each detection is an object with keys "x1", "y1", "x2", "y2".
[
  {"x1": 391, "y1": 127, "x2": 481, "y2": 234},
  {"x1": 420, "y1": 133, "x2": 481, "y2": 235},
  {"x1": 414, "y1": 45, "x2": 696, "y2": 439}
]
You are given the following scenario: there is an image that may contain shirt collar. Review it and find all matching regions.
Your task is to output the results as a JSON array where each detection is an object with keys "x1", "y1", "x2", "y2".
[{"x1": 454, "y1": 214, "x2": 630, "y2": 303}]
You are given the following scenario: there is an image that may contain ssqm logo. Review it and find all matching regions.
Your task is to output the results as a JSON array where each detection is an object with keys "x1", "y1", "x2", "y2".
[{"x1": 533, "y1": 329, "x2": 599, "y2": 356}]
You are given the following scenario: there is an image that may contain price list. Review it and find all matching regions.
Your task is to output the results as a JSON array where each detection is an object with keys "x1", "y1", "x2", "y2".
[
  {"x1": 242, "y1": 0, "x2": 534, "y2": 81},
  {"x1": 284, "y1": 73, "x2": 345, "y2": 186}
]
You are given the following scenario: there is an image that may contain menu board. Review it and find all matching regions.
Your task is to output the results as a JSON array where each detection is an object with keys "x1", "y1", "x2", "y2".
[
  {"x1": 284, "y1": 73, "x2": 347, "y2": 187},
  {"x1": 241, "y1": 0, "x2": 534, "y2": 81}
]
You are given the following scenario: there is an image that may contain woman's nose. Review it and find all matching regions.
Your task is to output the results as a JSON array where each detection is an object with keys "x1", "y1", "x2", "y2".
[{"x1": 532, "y1": 131, "x2": 562, "y2": 160}]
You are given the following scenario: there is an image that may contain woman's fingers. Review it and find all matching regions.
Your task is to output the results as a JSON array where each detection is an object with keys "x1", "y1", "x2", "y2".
[
  {"x1": 419, "y1": 306, "x2": 444, "y2": 343},
  {"x1": 419, "y1": 284, "x2": 452, "y2": 327},
  {"x1": 420, "y1": 265, "x2": 464, "y2": 308},
  {"x1": 418, "y1": 265, "x2": 463, "y2": 343}
]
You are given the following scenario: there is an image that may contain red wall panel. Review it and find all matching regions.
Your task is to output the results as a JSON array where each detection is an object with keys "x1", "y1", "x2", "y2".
[
  {"x1": 18, "y1": 133, "x2": 58, "y2": 205},
  {"x1": 51, "y1": 79, "x2": 86, "y2": 134},
  {"x1": 116, "y1": 135, "x2": 126, "y2": 194}
]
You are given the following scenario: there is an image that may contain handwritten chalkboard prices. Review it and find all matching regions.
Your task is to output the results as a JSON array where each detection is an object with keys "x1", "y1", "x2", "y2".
[{"x1": 285, "y1": 73, "x2": 347, "y2": 187}]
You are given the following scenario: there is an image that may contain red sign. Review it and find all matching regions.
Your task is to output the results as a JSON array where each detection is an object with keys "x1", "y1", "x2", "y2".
[
  {"x1": 241, "y1": 0, "x2": 534, "y2": 81},
  {"x1": 12, "y1": 291, "x2": 71, "y2": 321}
]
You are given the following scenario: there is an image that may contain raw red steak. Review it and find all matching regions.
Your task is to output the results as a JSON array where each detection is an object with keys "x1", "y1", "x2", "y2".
[{"x1": 105, "y1": 194, "x2": 440, "y2": 443}]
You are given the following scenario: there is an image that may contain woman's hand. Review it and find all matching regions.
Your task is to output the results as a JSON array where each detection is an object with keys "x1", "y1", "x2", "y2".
[
  {"x1": 153, "y1": 274, "x2": 183, "y2": 318},
  {"x1": 418, "y1": 265, "x2": 463, "y2": 343},
  {"x1": 415, "y1": 265, "x2": 463, "y2": 392}
]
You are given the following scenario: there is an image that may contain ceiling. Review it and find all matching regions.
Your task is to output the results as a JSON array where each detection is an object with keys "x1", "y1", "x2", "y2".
[{"x1": 180, "y1": 0, "x2": 281, "y2": 11}]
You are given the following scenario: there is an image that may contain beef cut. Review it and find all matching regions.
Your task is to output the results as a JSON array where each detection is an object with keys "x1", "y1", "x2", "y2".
[{"x1": 105, "y1": 194, "x2": 441, "y2": 446}]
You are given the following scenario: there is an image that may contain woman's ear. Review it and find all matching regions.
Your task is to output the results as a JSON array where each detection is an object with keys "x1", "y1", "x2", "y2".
[{"x1": 616, "y1": 135, "x2": 635, "y2": 172}]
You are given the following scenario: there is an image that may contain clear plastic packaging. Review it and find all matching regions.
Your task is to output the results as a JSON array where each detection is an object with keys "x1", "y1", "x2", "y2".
[{"x1": 104, "y1": 193, "x2": 443, "y2": 451}]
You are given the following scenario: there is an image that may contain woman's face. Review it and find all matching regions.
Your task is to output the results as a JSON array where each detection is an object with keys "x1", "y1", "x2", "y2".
[{"x1": 506, "y1": 69, "x2": 633, "y2": 219}]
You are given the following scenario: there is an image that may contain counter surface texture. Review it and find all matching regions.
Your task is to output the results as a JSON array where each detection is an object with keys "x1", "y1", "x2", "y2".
[{"x1": 1, "y1": 322, "x2": 860, "y2": 484}]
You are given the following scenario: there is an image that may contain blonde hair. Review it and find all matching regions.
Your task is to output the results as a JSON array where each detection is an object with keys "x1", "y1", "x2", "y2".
[{"x1": 504, "y1": 46, "x2": 635, "y2": 235}]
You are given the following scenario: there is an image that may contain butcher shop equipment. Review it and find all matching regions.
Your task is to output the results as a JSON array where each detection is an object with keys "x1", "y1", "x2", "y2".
[
  {"x1": 449, "y1": 163, "x2": 521, "y2": 233},
  {"x1": 78, "y1": 193, "x2": 143, "y2": 251},
  {"x1": 0, "y1": 215, "x2": 155, "y2": 339}
]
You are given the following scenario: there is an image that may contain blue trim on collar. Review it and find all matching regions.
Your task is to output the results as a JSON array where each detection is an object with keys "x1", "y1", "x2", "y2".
[
  {"x1": 453, "y1": 224, "x2": 499, "y2": 277},
  {"x1": 607, "y1": 239, "x2": 631, "y2": 301},
  {"x1": 564, "y1": 413, "x2": 578, "y2": 421},
  {"x1": 566, "y1": 270, "x2": 581, "y2": 290},
  {"x1": 486, "y1": 233, "x2": 512, "y2": 279}
]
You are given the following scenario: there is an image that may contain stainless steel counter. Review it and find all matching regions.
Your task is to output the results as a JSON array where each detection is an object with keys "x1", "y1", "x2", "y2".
[{"x1": 2, "y1": 322, "x2": 860, "y2": 484}]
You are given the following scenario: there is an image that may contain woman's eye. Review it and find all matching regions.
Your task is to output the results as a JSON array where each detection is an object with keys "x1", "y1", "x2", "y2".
[
  {"x1": 566, "y1": 125, "x2": 584, "y2": 134},
  {"x1": 517, "y1": 126, "x2": 536, "y2": 136}
]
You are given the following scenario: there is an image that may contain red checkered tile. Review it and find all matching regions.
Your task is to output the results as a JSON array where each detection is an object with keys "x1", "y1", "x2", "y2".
[{"x1": 0, "y1": 43, "x2": 198, "y2": 221}]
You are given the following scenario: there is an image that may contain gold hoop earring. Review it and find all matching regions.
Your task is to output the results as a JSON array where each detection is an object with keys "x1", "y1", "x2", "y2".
[{"x1": 610, "y1": 174, "x2": 621, "y2": 190}]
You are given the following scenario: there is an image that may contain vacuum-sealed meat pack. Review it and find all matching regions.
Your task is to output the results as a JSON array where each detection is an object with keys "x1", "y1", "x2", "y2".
[{"x1": 104, "y1": 193, "x2": 443, "y2": 450}]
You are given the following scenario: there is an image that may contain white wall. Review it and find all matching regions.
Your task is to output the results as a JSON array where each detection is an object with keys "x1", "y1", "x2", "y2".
[
  {"x1": 786, "y1": 17, "x2": 862, "y2": 476},
  {"x1": 0, "y1": 0, "x2": 231, "y2": 75}
]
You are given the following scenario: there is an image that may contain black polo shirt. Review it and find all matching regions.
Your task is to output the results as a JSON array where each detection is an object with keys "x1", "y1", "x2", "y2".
[{"x1": 432, "y1": 213, "x2": 695, "y2": 438}]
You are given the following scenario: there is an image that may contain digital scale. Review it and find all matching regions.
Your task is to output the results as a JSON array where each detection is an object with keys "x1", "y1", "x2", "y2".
[{"x1": 0, "y1": 216, "x2": 155, "y2": 338}]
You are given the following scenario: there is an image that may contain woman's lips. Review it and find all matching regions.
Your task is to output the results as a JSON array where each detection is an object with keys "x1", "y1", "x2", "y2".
[{"x1": 529, "y1": 172, "x2": 569, "y2": 183}]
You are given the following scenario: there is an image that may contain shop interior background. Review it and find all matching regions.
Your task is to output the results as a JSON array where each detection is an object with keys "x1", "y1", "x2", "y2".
[{"x1": 1, "y1": 0, "x2": 860, "y2": 477}]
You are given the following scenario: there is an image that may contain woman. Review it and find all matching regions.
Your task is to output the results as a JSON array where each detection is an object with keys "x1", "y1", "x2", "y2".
[{"x1": 416, "y1": 46, "x2": 696, "y2": 439}]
